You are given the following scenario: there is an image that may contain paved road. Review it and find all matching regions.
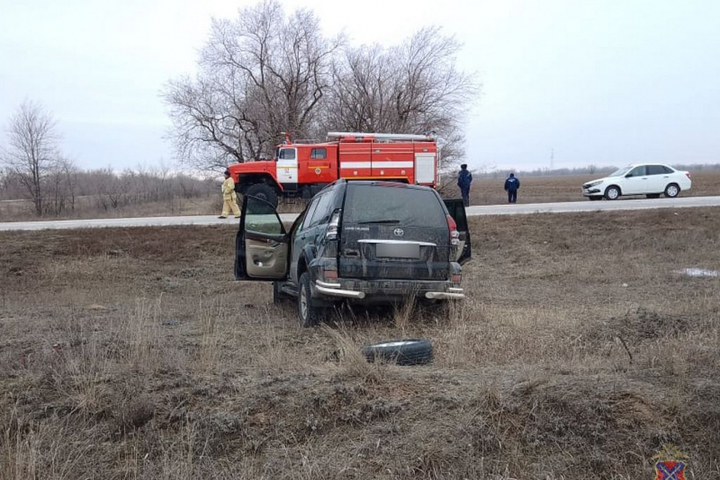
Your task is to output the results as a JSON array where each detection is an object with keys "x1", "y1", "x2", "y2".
[{"x1": 2, "y1": 196, "x2": 720, "y2": 231}]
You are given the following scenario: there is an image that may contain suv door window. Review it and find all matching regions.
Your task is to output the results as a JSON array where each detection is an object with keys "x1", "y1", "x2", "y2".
[
  {"x1": 297, "y1": 200, "x2": 319, "y2": 233},
  {"x1": 235, "y1": 196, "x2": 289, "y2": 280},
  {"x1": 306, "y1": 192, "x2": 334, "y2": 228}
]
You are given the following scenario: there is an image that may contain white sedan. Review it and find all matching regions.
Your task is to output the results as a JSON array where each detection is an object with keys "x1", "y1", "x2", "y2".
[{"x1": 582, "y1": 164, "x2": 692, "y2": 201}]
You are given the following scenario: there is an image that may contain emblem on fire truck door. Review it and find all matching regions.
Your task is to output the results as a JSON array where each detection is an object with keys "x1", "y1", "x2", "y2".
[{"x1": 315, "y1": 167, "x2": 321, "y2": 175}]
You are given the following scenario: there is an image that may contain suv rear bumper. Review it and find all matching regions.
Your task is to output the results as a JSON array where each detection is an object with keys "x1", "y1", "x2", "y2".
[{"x1": 314, "y1": 279, "x2": 464, "y2": 301}]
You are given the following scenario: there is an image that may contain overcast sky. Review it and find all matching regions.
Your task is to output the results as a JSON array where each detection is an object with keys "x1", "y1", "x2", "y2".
[{"x1": 2, "y1": 0, "x2": 719, "y2": 172}]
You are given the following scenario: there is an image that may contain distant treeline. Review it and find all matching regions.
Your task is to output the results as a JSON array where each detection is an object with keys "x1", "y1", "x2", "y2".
[{"x1": 0, "y1": 167, "x2": 217, "y2": 216}]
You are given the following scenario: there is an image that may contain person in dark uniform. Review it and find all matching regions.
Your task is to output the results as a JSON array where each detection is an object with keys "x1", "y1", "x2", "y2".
[
  {"x1": 457, "y1": 164, "x2": 473, "y2": 207},
  {"x1": 504, "y1": 173, "x2": 520, "y2": 203}
]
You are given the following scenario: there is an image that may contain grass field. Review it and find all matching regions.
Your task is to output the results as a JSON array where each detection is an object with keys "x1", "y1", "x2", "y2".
[
  {"x1": 1, "y1": 208, "x2": 720, "y2": 479},
  {"x1": 0, "y1": 195, "x2": 222, "y2": 222}
]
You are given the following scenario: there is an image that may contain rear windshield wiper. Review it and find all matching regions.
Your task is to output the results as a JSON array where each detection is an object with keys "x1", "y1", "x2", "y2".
[{"x1": 357, "y1": 219, "x2": 400, "y2": 225}]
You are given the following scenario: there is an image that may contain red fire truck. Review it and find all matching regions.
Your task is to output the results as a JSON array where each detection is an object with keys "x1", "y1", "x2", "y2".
[{"x1": 227, "y1": 132, "x2": 438, "y2": 206}]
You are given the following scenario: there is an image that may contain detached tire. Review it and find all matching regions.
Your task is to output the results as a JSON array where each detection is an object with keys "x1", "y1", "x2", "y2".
[
  {"x1": 361, "y1": 339, "x2": 433, "y2": 366},
  {"x1": 245, "y1": 183, "x2": 278, "y2": 208}
]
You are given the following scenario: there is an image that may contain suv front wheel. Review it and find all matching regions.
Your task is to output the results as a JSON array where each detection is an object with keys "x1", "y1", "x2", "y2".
[{"x1": 298, "y1": 272, "x2": 324, "y2": 327}]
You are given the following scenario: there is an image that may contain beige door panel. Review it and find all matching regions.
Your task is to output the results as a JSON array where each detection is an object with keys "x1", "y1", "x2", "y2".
[{"x1": 245, "y1": 238, "x2": 288, "y2": 278}]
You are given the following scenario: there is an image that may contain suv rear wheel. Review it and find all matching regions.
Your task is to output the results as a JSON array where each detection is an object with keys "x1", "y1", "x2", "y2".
[{"x1": 298, "y1": 272, "x2": 324, "y2": 327}]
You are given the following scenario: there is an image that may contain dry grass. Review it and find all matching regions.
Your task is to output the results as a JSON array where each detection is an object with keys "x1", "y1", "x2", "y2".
[
  {"x1": 0, "y1": 194, "x2": 221, "y2": 222},
  {"x1": 1, "y1": 208, "x2": 720, "y2": 478}
]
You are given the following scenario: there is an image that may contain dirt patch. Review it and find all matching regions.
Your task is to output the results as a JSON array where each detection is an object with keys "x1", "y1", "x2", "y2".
[{"x1": 587, "y1": 307, "x2": 692, "y2": 343}]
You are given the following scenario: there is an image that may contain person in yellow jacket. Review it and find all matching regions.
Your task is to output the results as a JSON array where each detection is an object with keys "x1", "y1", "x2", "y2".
[{"x1": 219, "y1": 169, "x2": 241, "y2": 218}]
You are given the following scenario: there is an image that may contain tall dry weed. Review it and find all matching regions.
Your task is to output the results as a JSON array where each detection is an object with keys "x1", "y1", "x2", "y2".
[
  {"x1": 322, "y1": 325, "x2": 386, "y2": 381},
  {"x1": 46, "y1": 312, "x2": 111, "y2": 415},
  {"x1": 393, "y1": 292, "x2": 418, "y2": 332},
  {"x1": 123, "y1": 296, "x2": 163, "y2": 370},
  {"x1": 196, "y1": 300, "x2": 223, "y2": 372},
  {"x1": 251, "y1": 306, "x2": 315, "y2": 373},
  {"x1": 1, "y1": 415, "x2": 90, "y2": 480}
]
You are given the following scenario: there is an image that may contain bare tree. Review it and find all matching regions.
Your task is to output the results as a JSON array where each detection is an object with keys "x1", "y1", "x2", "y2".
[
  {"x1": 164, "y1": 0, "x2": 343, "y2": 171},
  {"x1": 2, "y1": 101, "x2": 61, "y2": 216},
  {"x1": 322, "y1": 27, "x2": 478, "y2": 168}
]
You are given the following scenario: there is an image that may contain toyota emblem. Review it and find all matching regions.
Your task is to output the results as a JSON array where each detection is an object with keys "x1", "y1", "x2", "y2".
[{"x1": 393, "y1": 228, "x2": 404, "y2": 237}]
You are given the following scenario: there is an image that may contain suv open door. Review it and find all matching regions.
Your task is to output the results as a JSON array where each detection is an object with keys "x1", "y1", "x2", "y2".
[
  {"x1": 443, "y1": 199, "x2": 472, "y2": 265},
  {"x1": 234, "y1": 195, "x2": 290, "y2": 281}
]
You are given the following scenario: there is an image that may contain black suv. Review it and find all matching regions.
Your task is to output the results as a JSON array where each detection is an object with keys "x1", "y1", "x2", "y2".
[{"x1": 235, "y1": 180, "x2": 471, "y2": 326}]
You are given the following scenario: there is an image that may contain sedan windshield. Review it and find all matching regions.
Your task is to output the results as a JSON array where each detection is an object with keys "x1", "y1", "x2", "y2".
[{"x1": 609, "y1": 166, "x2": 632, "y2": 177}]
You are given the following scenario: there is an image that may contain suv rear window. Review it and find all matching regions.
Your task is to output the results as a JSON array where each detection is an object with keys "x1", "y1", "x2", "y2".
[{"x1": 343, "y1": 184, "x2": 446, "y2": 227}]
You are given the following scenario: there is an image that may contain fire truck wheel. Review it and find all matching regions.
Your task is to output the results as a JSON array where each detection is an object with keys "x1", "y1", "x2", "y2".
[{"x1": 245, "y1": 183, "x2": 278, "y2": 207}]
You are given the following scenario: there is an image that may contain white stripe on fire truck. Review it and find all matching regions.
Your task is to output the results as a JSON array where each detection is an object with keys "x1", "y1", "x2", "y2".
[
  {"x1": 340, "y1": 162, "x2": 371, "y2": 169},
  {"x1": 370, "y1": 161, "x2": 414, "y2": 168},
  {"x1": 340, "y1": 161, "x2": 414, "y2": 169}
]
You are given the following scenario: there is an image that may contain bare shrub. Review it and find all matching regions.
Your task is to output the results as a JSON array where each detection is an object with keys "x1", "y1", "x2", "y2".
[{"x1": 1, "y1": 101, "x2": 61, "y2": 216}]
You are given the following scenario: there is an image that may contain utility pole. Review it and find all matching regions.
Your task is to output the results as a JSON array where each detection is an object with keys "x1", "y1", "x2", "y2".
[{"x1": 550, "y1": 148, "x2": 555, "y2": 172}]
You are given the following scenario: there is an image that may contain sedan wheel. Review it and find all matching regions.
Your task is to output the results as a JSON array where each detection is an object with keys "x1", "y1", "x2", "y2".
[
  {"x1": 604, "y1": 186, "x2": 620, "y2": 200},
  {"x1": 664, "y1": 183, "x2": 680, "y2": 198}
]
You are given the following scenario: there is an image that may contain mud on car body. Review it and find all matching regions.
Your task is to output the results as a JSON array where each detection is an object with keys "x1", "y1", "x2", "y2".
[{"x1": 234, "y1": 180, "x2": 471, "y2": 326}]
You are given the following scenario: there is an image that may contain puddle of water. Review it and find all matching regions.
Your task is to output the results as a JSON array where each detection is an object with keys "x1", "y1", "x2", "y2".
[{"x1": 676, "y1": 268, "x2": 720, "y2": 278}]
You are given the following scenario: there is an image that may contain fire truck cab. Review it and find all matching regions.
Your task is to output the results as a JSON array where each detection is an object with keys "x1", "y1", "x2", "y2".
[{"x1": 227, "y1": 132, "x2": 438, "y2": 207}]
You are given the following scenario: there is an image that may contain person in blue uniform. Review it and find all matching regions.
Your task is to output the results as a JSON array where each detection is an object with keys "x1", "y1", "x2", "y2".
[
  {"x1": 457, "y1": 164, "x2": 473, "y2": 207},
  {"x1": 504, "y1": 173, "x2": 520, "y2": 203}
]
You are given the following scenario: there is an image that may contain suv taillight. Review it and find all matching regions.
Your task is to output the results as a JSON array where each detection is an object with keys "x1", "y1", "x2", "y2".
[
  {"x1": 446, "y1": 214, "x2": 459, "y2": 246},
  {"x1": 326, "y1": 209, "x2": 341, "y2": 240}
]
